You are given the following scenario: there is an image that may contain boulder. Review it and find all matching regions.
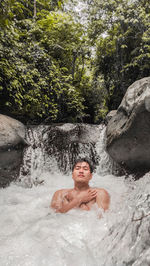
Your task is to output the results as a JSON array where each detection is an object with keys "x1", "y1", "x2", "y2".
[
  {"x1": 106, "y1": 77, "x2": 150, "y2": 172},
  {"x1": 105, "y1": 110, "x2": 117, "y2": 125},
  {"x1": 0, "y1": 114, "x2": 27, "y2": 150},
  {"x1": 0, "y1": 114, "x2": 27, "y2": 187}
]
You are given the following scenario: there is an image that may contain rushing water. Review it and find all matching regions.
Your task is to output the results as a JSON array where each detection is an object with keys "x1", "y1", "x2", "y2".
[{"x1": 0, "y1": 125, "x2": 150, "y2": 266}]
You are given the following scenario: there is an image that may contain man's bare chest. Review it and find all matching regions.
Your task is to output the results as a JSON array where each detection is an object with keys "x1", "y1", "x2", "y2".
[{"x1": 65, "y1": 189, "x2": 97, "y2": 210}]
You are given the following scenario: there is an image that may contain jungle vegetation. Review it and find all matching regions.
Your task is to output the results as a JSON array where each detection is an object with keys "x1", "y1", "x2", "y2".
[{"x1": 0, "y1": 0, "x2": 150, "y2": 123}]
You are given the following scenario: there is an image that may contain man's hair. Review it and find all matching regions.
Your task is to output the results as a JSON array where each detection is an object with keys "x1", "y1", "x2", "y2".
[{"x1": 72, "y1": 157, "x2": 94, "y2": 173}]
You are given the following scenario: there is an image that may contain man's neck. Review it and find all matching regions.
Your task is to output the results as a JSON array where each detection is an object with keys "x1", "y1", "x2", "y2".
[{"x1": 74, "y1": 182, "x2": 90, "y2": 191}]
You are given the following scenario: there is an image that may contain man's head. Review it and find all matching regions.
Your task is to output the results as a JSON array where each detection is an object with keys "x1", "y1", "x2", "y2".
[
  {"x1": 72, "y1": 158, "x2": 93, "y2": 184},
  {"x1": 72, "y1": 158, "x2": 94, "y2": 173}
]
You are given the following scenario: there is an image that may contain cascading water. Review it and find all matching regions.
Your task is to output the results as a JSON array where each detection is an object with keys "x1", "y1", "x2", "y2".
[
  {"x1": 0, "y1": 124, "x2": 150, "y2": 266},
  {"x1": 19, "y1": 123, "x2": 105, "y2": 187}
]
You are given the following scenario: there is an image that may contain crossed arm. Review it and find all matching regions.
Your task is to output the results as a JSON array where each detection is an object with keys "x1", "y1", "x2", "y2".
[
  {"x1": 51, "y1": 188, "x2": 110, "y2": 213},
  {"x1": 51, "y1": 189, "x2": 97, "y2": 213}
]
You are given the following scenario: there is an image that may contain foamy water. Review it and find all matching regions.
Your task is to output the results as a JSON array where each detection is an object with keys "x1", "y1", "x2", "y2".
[
  {"x1": 1, "y1": 123, "x2": 150, "y2": 266},
  {"x1": 0, "y1": 171, "x2": 128, "y2": 266}
]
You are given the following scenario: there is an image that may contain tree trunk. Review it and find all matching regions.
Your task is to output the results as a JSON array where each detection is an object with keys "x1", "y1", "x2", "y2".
[{"x1": 33, "y1": 0, "x2": 36, "y2": 18}]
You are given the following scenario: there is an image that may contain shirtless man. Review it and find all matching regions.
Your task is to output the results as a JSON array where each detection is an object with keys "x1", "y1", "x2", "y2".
[{"x1": 51, "y1": 158, "x2": 110, "y2": 213}]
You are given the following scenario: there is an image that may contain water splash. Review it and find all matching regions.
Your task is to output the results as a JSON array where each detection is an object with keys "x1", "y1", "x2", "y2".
[
  {"x1": 19, "y1": 124, "x2": 105, "y2": 187},
  {"x1": 0, "y1": 124, "x2": 150, "y2": 265}
]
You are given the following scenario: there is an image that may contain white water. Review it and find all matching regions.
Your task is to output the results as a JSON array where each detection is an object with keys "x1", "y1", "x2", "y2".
[
  {"x1": 0, "y1": 173, "x2": 127, "y2": 266},
  {"x1": 0, "y1": 125, "x2": 150, "y2": 266}
]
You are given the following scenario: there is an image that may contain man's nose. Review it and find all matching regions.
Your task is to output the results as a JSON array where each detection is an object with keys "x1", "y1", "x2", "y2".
[{"x1": 79, "y1": 168, "x2": 84, "y2": 172}]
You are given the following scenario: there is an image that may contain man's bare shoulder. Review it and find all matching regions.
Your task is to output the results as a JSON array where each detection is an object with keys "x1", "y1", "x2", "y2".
[
  {"x1": 94, "y1": 188, "x2": 110, "y2": 210},
  {"x1": 51, "y1": 189, "x2": 72, "y2": 209},
  {"x1": 53, "y1": 188, "x2": 72, "y2": 196},
  {"x1": 96, "y1": 188, "x2": 110, "y2": 196}
]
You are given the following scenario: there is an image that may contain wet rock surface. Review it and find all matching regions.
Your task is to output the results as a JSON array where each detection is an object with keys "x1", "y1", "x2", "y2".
[
  {"x1": 106, "y1": 77, "x2": 150, "y2": 172},
  {"x1": 0, "y1": 114, "x2": 27, "y2": 187},
  {"x1": 0, "y1": 149, "x2": 24, "y2": 187},
  {"x1": 102, "y1": 172, "x2": 150, "y2": 266},
  {"x1": 0, "y1": 114, "x2": 26, "y2": 149}
]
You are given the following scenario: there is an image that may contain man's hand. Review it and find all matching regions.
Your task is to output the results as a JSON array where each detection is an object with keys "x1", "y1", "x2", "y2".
[
  {"x1": 77, "y1": 189, "x2": 97, "y2": 204},
  {"x1": 51, "y1": 189, "x2": 97, "y2": 213}
]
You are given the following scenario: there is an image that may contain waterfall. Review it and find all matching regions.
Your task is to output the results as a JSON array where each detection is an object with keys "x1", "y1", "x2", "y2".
[
  {"x1": 0, "y1": 123, "x2": 150, "y2": 266},
  {"x1": 18, "y1": 124, "x2": 109, "y2": 187}
]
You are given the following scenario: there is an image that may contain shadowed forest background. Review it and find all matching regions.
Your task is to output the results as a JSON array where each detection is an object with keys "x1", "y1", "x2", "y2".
[{"x1": 0, "y1": 0, "x2": 149, "y2": 124}]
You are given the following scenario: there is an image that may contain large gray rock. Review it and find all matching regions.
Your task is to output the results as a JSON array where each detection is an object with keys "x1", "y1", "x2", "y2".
[
  {"x1": 0, "y1": 114, "x2": 27, "y2": 187},
  {"x1": 106, "y1": 77, "x2": 150, "y2": 172},
  {"x1": 105, "y1": 110, "x2": 117, "y2": 125},
  {"x1": 0, "y1": 114, "x2": 26, "y2": 150}
]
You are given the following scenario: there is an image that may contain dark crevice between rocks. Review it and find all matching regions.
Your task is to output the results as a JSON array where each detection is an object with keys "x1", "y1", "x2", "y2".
[{"x1": 0, "y1": 145, "x2": 26, "y2": 188}]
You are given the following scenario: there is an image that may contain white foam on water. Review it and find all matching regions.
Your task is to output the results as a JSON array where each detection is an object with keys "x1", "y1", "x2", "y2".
[
  {"x1": 1, "y1": 123, "x2": 149, "y2": 265},
  {"x1": 0, "y1": 171, "x2": 128, "y2": 266}
]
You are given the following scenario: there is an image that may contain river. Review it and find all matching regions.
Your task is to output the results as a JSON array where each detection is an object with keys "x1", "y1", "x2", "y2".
[{"x1": 0, "y1": 124, "x2": 149, "y2": 266}]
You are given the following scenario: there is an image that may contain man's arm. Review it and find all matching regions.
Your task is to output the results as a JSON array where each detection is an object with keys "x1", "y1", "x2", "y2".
[
  {"x1": 96, "y1": 189, "x2": 110, "y2": 211},
  {"x1": 51, "y1": 189, "x2": 97, "y2": 213},
  {"x1": 51, "y1": 190, "x2": 81, "y2": 213}
]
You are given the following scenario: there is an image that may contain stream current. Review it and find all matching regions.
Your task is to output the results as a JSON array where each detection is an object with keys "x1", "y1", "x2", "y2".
[{"x1": 0, "y1": 124, "x2": 150, "y2": 266}]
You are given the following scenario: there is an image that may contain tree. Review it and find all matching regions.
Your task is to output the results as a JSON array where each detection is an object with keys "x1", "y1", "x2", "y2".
[
  {"x1": 88, "y1": 0, "x2": 150, "y2": 111},
  {"x1": 0, "y1": 6, "x2": 86, "y2": 123}
]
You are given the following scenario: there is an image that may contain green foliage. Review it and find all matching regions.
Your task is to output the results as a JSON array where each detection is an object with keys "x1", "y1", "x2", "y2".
[
  {"x1": 0, "y1": 0, "x2": 149, "y2": 123},
  {"x1": 0, "y1": 0, "x2": 14, "y2": 27},
  {"x1": 0, "y1": 0, "x2": 64, "y2": 25},
  {"x1": 89, "y1": 0, "x2": 150, "y2": 111},
  {"x1": 0, "y1": 4, "x2": 87, "y2": 123}
]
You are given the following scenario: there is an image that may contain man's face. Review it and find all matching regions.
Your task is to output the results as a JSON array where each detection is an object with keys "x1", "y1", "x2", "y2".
[{"x1": 72, "y1": 161, "x2": 92, "y2": 183}]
